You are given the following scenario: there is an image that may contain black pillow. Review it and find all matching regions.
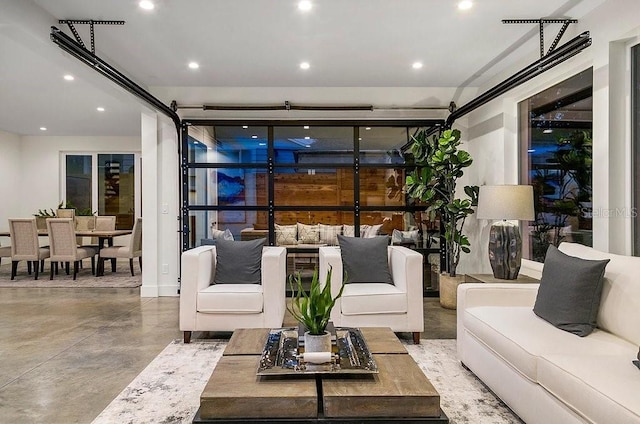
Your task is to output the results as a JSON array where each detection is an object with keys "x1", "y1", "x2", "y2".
[
  {"x1": 337, "y1": 235, "x2": 392, "y2": 284},
  {"x1": 533, "y1": 245, "x2": 610, "y2": 337},
  {"x1": 213, "y1": 238, "x2": 265, "y2": 284}
]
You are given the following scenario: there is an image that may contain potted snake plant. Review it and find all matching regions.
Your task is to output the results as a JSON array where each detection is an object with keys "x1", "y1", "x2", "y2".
[{"x1": 287, "y1": 266, "x2": 345, "y2": 352}]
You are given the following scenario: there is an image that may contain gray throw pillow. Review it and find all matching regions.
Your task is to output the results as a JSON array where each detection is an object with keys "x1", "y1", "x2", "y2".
[
  {"x1": 533, "y1": 245, "x2": 610, "y2": 337},
  {"x1": 337, "y1": 235, "x2": 392, "y2": 284},
  {"x1": 213, "y1": 238, "x2": 265, "y2": 284}
]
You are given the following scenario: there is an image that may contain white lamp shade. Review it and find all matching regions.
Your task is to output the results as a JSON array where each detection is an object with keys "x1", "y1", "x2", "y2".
[{"x1": 476, "y1": 185, "x2": 535, "y2": 221}]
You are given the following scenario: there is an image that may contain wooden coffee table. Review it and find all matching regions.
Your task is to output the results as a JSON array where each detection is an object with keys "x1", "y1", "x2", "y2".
[{"x1": 193, "y1": 327, "x2": 448, "y2": 423}]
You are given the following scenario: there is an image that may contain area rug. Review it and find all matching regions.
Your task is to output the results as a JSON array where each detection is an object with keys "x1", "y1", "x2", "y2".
[
  {"x1": 92, "y1": 339, "x2": 522, "y2": 424},
  {"x1": 0, "y1": 261, "x2": 142, "y2": 288}
]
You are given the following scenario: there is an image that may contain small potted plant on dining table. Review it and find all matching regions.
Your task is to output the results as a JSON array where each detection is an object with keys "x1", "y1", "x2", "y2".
[{"x1": 288, "y1": 266, "x2": 345, "y2": 353}]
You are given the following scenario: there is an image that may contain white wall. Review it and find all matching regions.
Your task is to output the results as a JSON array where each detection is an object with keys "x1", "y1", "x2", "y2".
[
  {"x1": 0, "y1": 130, "x2": 21, "y2": 247},
  {"x1": 461, "y1": 0, "x2": 640, "y2": 275}
]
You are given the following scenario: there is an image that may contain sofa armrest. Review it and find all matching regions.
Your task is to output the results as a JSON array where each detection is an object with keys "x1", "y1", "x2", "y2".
[
  {"x1": 180, "y1": 245, "x2": 216, "y2": 331},
  {"x1": 261, "y1": 246, "x2": 287, "y2": 327},
  {"x1": 319, "y1": 246, "x2": 343, "y2": 326},
  {"x1": 458, "y1": 283, "x2": 540, "y2": 310},
  {"x1": 389, "y1": 245, "x2": 424, "y2": 332}
]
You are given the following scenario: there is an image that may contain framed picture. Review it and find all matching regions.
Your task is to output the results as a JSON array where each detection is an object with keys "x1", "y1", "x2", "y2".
[{"x1": 217, "y1": 169, "x2": 246, "y2": 223}]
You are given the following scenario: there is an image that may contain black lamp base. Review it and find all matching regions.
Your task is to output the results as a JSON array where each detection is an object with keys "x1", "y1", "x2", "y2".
[{"x1": 488, "y1": 221, "x2": 522, "y2": 280}]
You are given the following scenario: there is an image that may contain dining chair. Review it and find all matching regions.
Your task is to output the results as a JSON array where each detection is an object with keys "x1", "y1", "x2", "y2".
[
  {"x1": 46, "y1": 218, "x2": 97, "y2": 280},
  {"x1": 97, "y1": 217, "x2": 142, "y2": 276},
  {"x1": 0, "y1": 242, "x2": 11, "y2": 267},
  {"x1": 8, "y1": 218, "x2": 50, "y2": 280}
]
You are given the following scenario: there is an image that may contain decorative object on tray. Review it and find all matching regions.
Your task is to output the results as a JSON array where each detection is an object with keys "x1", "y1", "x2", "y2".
[
  {"x1": 287, "y1": 266, "x2": 345, "y2": 355},
  {"x1": 257, "y1": 327, "x2": 377, "y2": 375}
]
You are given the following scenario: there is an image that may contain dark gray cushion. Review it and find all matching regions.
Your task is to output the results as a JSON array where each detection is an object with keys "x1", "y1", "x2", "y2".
[
  {"x1": 213, "y1": 238, "x2": 265, "y2": 284},
  {"x1": 533, "y1": 245, "x2": 610, "y2": 337},
  {"x1": 337, "y1": 235, "x2": 392, "y2": 284}
]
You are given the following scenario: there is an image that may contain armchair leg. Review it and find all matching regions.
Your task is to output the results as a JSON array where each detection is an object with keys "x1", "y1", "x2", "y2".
[
  {"x1": 11, "y1": 261, "x2": 18, "y2": 280},
  {"x1": 73, "y1": 261, "x2": 79, "y2": 280},
  {"x1": 33, "y1": 261, "x2": 39, "y2": 280},
  {"x1": 129, "y1": 258, "x2": 134, "y2": 276},
  {"x1": 412, "y1": 332, "x2": 421, "y2": 344},
  {"x1": 184, "y1": 331, "x2": 192, "y2": 344},
  {"x1": 97, "y1": 258, "x2": 104, "y2": 277}
]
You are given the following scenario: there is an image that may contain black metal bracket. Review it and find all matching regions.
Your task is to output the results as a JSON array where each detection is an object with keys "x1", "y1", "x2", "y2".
[
  {"x1": 502, "y1": 18, "x2": 578, "y2": 58},
  {"x1": 58, "y1": 19, "x2": 125, "y2": 54}
]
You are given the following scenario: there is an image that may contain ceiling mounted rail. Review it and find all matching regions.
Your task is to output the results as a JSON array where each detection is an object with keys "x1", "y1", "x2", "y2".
[
  {"x1": 58, "y1": 19, "x2": 125, "y2": 54},
  {"x1": 446, "y1": 31, "x2": 591, "y2": 127},
  {"x1": 50, "y1": 26, "x2": 181, "y2": 132},
  {"x1": 502, "y1": 18, "x2": 578, "y2": 58}
]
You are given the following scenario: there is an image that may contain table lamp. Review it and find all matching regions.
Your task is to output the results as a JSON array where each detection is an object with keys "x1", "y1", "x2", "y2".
[{"x1": 476, "y1": 185, "x2": 534, "y2": 279}]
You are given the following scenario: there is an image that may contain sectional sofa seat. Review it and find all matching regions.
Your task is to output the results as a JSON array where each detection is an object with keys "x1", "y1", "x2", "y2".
[{"x1": 457, "y1": 243, "x2": 640, "y2": 424}]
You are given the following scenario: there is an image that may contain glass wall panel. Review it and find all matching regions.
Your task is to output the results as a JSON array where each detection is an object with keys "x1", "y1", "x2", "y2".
[
  {"x1": 97, "y1": 154, "x2": 135, "y2": 229},
  {"x1": 358, "y1": 126, "x2": 413, "y2": 164},
  {"x1": 359, "y1": 168, "x2": 406, "y2": 207},
  {"x1": 188, "y1": 168, "x2": 268, "y2": 207},
  {"x1": 273, "y1": 167, "x2": 348, "y2": 207},
  {"x1": 65, "y1": 155, "x2": 92, "y2": 212},
  {"x1": 274, "y1": 126, "x2": 353, "y2": 164},
  {"x1": 519, "y1": 68, "x2": 593, "y2": 261},
  {"x1": 188, "y1": 125, "x2": 268, "y2": 164}
]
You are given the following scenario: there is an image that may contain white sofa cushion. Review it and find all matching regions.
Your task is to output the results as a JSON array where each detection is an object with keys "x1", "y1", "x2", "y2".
[
  {"x1": 197, "y1": 284, "x2": 263, "y2": 313},
  {"x1": 538, "y1": 353, "x2": 640, "y2": 424},
  {"x1": 464, "y1": 306, "x2": 635, "y2": 381},
  {"x1": 341, "y1": 283, "x2": 407, "y2": 315}
]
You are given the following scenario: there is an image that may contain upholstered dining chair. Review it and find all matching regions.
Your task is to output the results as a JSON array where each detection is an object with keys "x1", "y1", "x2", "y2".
[
  {"x1": 97, "y1": 217, "x2": 142, "y2": 276},
  {"x1": 180, "y1": 239, "x2": 287, "y2": 343},
  {"x1": 0, "y1": 242, "x2": 10, "y2": 267},
  {"x1": 318, "y1": 240, "x2": 424, "y2": 344},
  {"x1": 46, "y1": 218, "x2": 97, "y2": 280},
  {"x1": 8, "y1": 218, "x2": 50, "y2": 280}
]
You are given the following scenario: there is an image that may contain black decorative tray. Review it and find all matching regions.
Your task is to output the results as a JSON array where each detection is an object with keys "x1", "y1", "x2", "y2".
[{"x1": 257, "y1": 326, "x2": 378, "y2": 375}]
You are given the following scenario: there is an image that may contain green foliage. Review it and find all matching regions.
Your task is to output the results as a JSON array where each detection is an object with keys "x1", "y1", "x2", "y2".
[
  {"x1": 76, "y1": 208, "x2": 97, "y2": 216},
  {"x1": 405, "y1": 128, "x2": 478, "y2": 276},
  {"x1": 34, "y1": 209, "x2": 56, "y2": 217},
  {"x1": 287, "y1": 266, "x2": 345, "y2": 335}
]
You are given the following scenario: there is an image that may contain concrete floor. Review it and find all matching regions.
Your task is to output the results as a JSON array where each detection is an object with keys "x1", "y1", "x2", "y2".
[{"x1": 0, "y1": 288, "x2": 456, "y2": 423}]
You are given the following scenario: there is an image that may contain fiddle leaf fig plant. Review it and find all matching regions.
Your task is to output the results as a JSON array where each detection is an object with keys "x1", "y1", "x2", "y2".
[
  {"x1": 287, "y1": 266, "x2": 345, "y2": 335},
  {"x1": 406, "y1": 128, "x2": 478, "y2": 277}
]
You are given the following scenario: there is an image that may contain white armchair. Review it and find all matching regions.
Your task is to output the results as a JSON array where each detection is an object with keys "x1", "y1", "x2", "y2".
[
  {"x1": 180, "y1": 245, "x2": 287, "y2": 343},
  {"x1": 319, "y1": 245, "x2": 424, "y2": 343}
]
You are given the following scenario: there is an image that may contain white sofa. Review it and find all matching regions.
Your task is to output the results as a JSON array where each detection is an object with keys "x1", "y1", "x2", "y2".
[
  {"x1": 180, "y1": 245, "x2": 287, "y2": 343},
  {"x1": 457, "y1": 242, "x2": 640, "y2": 424}
]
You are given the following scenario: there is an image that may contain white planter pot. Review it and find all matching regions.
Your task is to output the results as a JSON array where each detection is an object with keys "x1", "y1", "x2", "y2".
[{"x1": 304, "y1": 331, "x2": 331, "y2": 353}]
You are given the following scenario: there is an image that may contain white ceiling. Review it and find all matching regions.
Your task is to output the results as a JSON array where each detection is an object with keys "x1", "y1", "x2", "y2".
[{"x1": 0, "y1": 0, "x2": 605, "y2": 137}]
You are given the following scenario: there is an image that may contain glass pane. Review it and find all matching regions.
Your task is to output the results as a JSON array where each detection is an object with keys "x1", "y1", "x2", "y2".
[
  {"x1": 98, "y1": 154, "x2": 135, "y2": 230},
  {"x1": 188, "y1": 125, "x2": 268, "y2": 164},
  {"x1": 187, "y1": 210, "x2": 247, "y2": 249},
  {"x1": 360, "y1": 168, "x2": 406, "y2": 206},
  {"x1": 519, "y1": 68, "x2": 593, "y2": 261},
  {"x1": 274, "y1": 126, "x2": 353, "y2": 164},
  {"x1": 65, "y1": 155, "x2": 92, "y2": 213},
  {"x1": 188, "y1": 168, "x2": 268, "y2": 207},
  {"x1": 274, "y1": 211, "x2": 353, "y2": 226},
  {"x1": 358, "y1": 126, "x2": 412, "y2": 164},
  {"x1": 634, "y1": 44, "x2": 640, "y2": 256},
  {"x1": 274, "y1": 167, "x2": 348, "y2": 206}
]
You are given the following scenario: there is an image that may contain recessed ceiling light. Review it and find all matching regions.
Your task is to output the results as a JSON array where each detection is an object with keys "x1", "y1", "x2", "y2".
[
  {"x1": 242, "y1": 125, "x2": 248, "y2": 129},
  {"x1": 304, "y1": 136, "x2": 311, "y2": 140},
  {"x1": 251, "y1": 135, "x2": 258, "y2": 139},
  {"x1": 40, "y1": 127, "x2": 47, "y2": 131},
  {"x1": 358, "y1": 137, "x2": 362, "y2": 141},
  {"x1": 298, "y1": 1, "x2": 312, "y2": 11},
  {"x1": 188, "y1": 62, "x2": 199, "y2": 69},
  {"x1": 305, "y1": 145, "x2": 311, "y2": 148},
  {"x1": 258, "y1": 142, "x2": 266, "y2": 146},
  {"x1": 412, "y1": 62, "x2": 423, "y2": 69},
  {"x1": 365, "y1": 127, "x2": 371, "y2": 130},
  {"x1": 303, "y1": 125, "x2": 310, "y2": 129},
  {"x1": 96, "y1": 107, "x2": 105, "y2": 112},
  {"x1": 543, "y1": 129, "x2": 553, "y2": 134},
  {"x1": 63, "y1": 74, "x2": 74, "y2": 81},
  {"x1": 300, "y1": 62, "x2": 310, "y2": 70},
  {"x1": 139, "y1": 0, "x2": 154, "y2": 10},
  {"x1": 458, "y1": 1, "x2": 473, "y2": 10}
]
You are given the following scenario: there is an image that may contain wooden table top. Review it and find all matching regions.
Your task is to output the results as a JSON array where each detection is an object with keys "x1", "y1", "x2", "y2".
[{"x1": 0, "y1": 229, "x2": 131, "y2": 238}]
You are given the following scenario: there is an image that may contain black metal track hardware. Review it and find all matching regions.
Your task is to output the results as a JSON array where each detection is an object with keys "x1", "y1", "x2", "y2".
[
  {"x1": 502, "y1": 18, "x2": 578, "y2": 58},
  {"x1": 58, "y1": 19, "x2": 125, "y2": 54},
  {"x1": 446, "y1": 31, "x2": 591, "y2": 127},
  {"x1": 50, "y1": 26, "x2": 181, "y2": 132}
]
